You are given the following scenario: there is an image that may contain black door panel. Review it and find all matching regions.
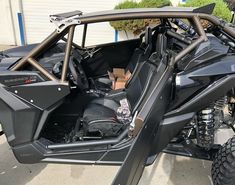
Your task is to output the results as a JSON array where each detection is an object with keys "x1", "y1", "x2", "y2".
[{"x1": 112, "y1": 66, "x2": 173, "y2": 185}]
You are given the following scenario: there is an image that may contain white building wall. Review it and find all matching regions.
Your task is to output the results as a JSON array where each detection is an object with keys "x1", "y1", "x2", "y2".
[
  {"x1": 21, "y1": 0, "x2": 122, "y2": 45},
  {"x1": 0, "y1": 0, "x2": 16, "y2": 45},
  {"x1": 171, "y1": 0, "x2": 181, "y2": 6},
  {"x1": 0, "y1": 0, "x2": 180, "y2": 46},
  {"x1": 10, "y1": 0, "x2": 24, "y2": 46}
]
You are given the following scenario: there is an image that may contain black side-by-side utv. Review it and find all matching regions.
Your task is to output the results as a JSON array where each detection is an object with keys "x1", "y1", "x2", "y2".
[{"x1": 0, "y1": 4, "x2": 235, "y2": 185}]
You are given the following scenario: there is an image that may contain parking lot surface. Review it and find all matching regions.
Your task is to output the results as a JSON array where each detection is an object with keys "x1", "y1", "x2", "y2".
[{"x1": 0, "y1": 135, "x2": 213, "y2": 185}]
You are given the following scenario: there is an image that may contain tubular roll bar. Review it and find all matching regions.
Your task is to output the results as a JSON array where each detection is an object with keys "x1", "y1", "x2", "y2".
[
  {"x1": 174, "y1": 16, "x2": 207, "y2": 64},
  {"x1": 10, "y1": 9, "x2": 235, "y2": 84},
  {"x1": 61, "y1": 26, "x2": 75, "y2": 82},
  {"x1": 10, "y1": 30, "x2": 60, "y2": 81},
  {"x1": 10, "y1": 26, "x2": 76, "y2": 83}
]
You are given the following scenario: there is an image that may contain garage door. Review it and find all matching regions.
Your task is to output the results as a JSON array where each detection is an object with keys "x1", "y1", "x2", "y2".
[{"x1": 22, "y1": 0, "x2": 120, "y2": 45}]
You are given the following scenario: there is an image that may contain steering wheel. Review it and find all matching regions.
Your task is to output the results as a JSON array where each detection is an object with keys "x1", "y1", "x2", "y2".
[{"x1": 68, "y1": 57, "x2": 89, "y2": 90}]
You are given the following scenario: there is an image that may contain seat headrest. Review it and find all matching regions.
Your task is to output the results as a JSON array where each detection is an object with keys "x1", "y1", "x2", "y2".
[
  {"x1": 144, "y1": 26, "x2": 152, "y2": 46},
  {"x1": 156, "y1": 33, "x2": 167, "y2": 58}
]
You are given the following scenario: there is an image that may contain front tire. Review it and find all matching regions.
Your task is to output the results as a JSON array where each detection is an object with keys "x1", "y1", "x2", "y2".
[{"x1": 212, "y1": 137, "x2": 235, "y2": 185}]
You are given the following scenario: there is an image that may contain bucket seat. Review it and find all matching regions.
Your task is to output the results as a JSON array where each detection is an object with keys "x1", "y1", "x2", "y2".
[
  {"x1": 83, "y1": 33, "x2": 168, "y2": 137},
  {"x1": 94, "y1": 27, "x2": 153, "y2": 91}
]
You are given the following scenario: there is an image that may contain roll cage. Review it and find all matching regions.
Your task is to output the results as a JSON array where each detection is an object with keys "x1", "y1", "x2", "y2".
[{"x1": 9, "y1": 3, "x2": 235, "y2": 84}]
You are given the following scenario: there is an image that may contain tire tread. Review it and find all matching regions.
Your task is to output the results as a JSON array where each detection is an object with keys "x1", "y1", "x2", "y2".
[{"x1": 212, "y1": 137, "x2": 235, "y2": 185}]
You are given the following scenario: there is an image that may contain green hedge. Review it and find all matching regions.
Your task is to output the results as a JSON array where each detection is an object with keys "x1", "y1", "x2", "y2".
[
  {"x1": 139, "y1": 0, "x2": 170, "y2": 8},
  {"x1": 182, "y1": 0, "x2": 232, "y2": 22},
  {"x1": 110, "y1": 0, "x2": 171, "y2": 35}
]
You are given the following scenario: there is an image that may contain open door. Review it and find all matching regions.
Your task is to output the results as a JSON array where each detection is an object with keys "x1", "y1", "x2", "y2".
[{"x1": 112, "y1": 64, "x2": 173, "y2": 185}]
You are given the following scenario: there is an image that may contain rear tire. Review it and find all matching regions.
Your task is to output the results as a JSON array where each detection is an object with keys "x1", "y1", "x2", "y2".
[{"x1": 211, "y1": 137, "x2": 235, "y2": 185}]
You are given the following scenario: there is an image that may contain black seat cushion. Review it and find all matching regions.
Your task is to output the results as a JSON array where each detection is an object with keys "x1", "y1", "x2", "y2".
[
  {"x1": 83, "y1": 98, "x2": 120, "y2": 123},
  {"x1": 83, "y1": 102, "x2": 117, "y2": 123},
  {"x1": 83, "y1": 98, "x2": 124, "y2": 136},
  {"x1": 95, "y1": 78, "x2": 112, "y2": 88}
]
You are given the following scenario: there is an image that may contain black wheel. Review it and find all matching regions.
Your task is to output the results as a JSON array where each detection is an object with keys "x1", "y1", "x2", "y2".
[{"x1": 212, "y1": 137, "x2": 235, "y2": 185}]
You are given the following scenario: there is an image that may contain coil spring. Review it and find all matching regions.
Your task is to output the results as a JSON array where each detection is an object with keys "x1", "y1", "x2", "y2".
[
  {"x1": 197, "y1": 108, "x2": 215, "y2": 148},
  {"x1": 214, "y1": 96, "x2": 227, "y2": 110}
]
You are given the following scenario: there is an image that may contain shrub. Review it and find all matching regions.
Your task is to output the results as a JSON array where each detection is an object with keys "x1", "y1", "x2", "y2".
[
  {"x1": 182, "y1": 0, "x2": 232, "y2": 22},
  {"x1": 139, "y1": 0, "x2": 170, "y2": 8},
  {"x1": 114, "y1": 0, "x2": 138, "y2": 9},
  {"x1": 110, "y1": 1, "x2": 140, "y2": 33},
  {"x1": 110, "y1": 0, "x2": 171, "y2": 35}
]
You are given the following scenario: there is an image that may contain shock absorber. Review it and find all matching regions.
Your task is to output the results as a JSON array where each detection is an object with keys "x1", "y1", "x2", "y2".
[{"x1": 197, "y1": 108, "x2": 215, "y2": 149}]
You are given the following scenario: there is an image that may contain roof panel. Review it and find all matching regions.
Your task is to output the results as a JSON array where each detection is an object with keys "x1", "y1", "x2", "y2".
[{"x1": 80, "y1": 4, "x2": 214, "y2": 18}]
